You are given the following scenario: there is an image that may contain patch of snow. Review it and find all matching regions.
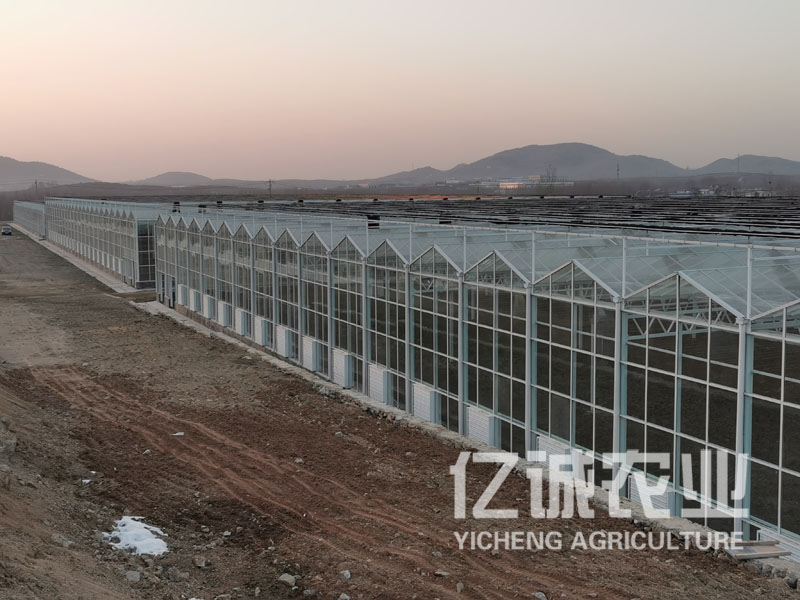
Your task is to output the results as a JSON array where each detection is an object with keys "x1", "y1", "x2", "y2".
[
  {"x1": 171, "y1": 431, "x2": 184, "y2": 436},
  {"x1": 104, "y1": 516, "x2": 168, "y2": 556},
  {"x1": 82, "y1": 479, "x2": 91, "y2": 484}
]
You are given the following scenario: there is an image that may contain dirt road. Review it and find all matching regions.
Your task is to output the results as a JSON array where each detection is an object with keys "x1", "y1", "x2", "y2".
[{"x1": 0, "y1": 229, "x2": 794, "y2": 599}]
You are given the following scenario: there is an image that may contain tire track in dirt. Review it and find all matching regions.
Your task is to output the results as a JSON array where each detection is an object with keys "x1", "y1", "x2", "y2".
[
  {"x1": 33, "y1": 366, "x2": 575, "y2": 600},
  {"x1": 36, "y1": 368, "x2": 519, "y2": 599},
  {"x1": 82, "y1": 371, "x2": 581, "y2": 594}
]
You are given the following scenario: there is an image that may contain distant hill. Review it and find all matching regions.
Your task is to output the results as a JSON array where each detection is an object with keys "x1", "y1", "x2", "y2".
[
  {"x1": 0, "y1": 156, "x2": 93, "y2": 191},
  {"x1": 130, "y1": 171, "x2": 283, "y2": 189},
  {"x1": 6, "y1": 145, "x2": 800, "y2": 195},
  {"x1": 132, "y1": 171, "x2": 215, "y2": 187},
  {"x1": 445, "y1": 142, "x2": 686, "y2": 181},
  {"x1": 693, "y1": 154, "x2": 800, "y2": 176},
  {"x1": 370, "y1": 143, "x2": 687, "y2": 185}
]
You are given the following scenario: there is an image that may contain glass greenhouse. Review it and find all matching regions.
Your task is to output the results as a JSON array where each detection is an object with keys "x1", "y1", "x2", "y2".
[
  {"x1": 12, "y1": 201, "x2": 46, "y2": 237},
  {"x1": 40, "y1": 198, "x2": 160, "y2": 288},
  {"x1": 18, "y1": 197, "x2": 800, "y2": 551}
]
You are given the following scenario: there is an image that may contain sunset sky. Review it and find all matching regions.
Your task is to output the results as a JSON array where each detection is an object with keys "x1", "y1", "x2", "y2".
[{"x1": 2, "y1": 0, "x2": 799, "y2": 181}]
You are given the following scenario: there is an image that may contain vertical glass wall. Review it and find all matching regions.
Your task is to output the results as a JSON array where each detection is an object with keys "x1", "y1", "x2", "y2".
[
  {"x1": 155, "y1": 216, "x2": 167, "y2": 295},
  {"x1": 300, "y1": 233, "x2": 330, "y2": 375},
  {"x1": 43, "y1": 199, "x2": 152, "y2": 288},
  {"x1": 177, "y1": 220, "x2": 188, "y2": 289},
  {"x1": 12, "y1": 201, "x2": 46, "y2": 237},
  {"x1": 188, "y1": 221, "x2": 202, "y2": 307},
  {"x1": 164, "y1": 217, "x2": 177, "y2": 301},
  {"x1": 465, "y1": 253, "x2": 527, "y2": 455},
  {"x1": 748, "y1": 304, "x2": 800, "y2": 542},
  {"x1": 217, "y1": 224, "x2": 234, "y2": 317},
  {"x1": 253, "y1": 227, "x2": 274, "y2": 347},
  {"x1": 136, "y1": 220, "x2": 156, "y2": 286},
  {"x1": 275, "y1": 231, "x2": 300, "y2": 359},
  {"x1": 410, "y1": 248, "x2": 460, "y2": 433},
  {"x1": 201, "y1": 222, "x2": 218, "y2": 318},
  {"x1": 331, "y1": 237, "x2": 365, "y2": 391},
  {"x1": 233, "y1": 225, "x2": 253, "y2": 337},
  {"x1": 532, "y1": 264, "x2": 617, "y2": 480},
  {"x1": 624, "y1": 275, "x2": 740, "y2": 531},
  {"x1": 367, "y1": 241, "x2": 407, "y2": 409}
]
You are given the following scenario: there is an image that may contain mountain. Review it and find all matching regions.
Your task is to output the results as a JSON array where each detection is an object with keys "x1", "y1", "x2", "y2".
[
  {"x1": 445, "y1": 143, "x2": 685, "y2": 181},
  {"x1": 693, "y1": 154, "x2": 800, "y2": 177},
  {"x1": 7, "y1": 145, "x2": 800, "y2": 195},
  {"x1": 371, "y1": 143, "x2": 686, "y2": 185},
  {"x1": 0, "y1": 156, "x2": 93, "y2": 191},
  {"x1": 132, "y1": 171, "x2": 215, "y2": 187}
]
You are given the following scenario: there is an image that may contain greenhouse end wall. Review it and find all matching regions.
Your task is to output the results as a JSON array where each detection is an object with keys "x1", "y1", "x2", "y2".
[
  {"x1": 12, "y1": 201, "x2": 47, "y2": 237},
  {"x1": 28, "y1": 198, "x2": 158, "y2": 289}
]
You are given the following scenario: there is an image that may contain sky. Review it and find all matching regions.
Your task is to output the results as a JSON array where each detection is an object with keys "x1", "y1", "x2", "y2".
[{"x1": 2, "y1": 0, "x2": 799, "y2": 181}]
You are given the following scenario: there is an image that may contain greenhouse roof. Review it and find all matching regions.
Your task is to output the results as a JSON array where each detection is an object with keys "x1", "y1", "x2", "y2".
[{"x1": 48, "y1": 197, "x2": 800, "y2": 318}]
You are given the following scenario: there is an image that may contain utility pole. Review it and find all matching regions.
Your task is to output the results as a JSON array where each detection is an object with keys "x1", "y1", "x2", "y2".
[{"x1": 268, "y1": 179, "x2": 272, "y2": 199}]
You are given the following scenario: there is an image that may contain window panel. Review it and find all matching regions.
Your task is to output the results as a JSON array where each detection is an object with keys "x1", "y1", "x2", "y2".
[
  {"x1": 679, "y1": 380, "x2": 706, "y2": 440},
  {"x1": 783, "y1": 405, "x2": 800, "y2": 472},
  {"x1": 750, "y1": 461, "x2": 779, "y2": 524},
  {"x1": 626, "y1": 366, "x2": 646, "y2": 420},
  {"x1": 751, "y1": 398, "x2": 780, "y2": 465},
  {"x1": 551, "y1": 394, "x2": 571, "y2": 442},
  {"x1": 575, "y1": 402, "x2": 593, "y2": 450},
  {"x1": 647, "y1": 371, "x2": 674, "y2": 429}
]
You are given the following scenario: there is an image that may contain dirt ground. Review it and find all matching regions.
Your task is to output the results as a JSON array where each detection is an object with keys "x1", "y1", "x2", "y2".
[{"x1": 0, "y1": 228, "x2": 795, "y2": 600}]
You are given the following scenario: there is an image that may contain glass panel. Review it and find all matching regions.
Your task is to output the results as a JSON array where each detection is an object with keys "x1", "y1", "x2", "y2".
[
  {"x1": 787, "y1": 305, "x2": 800, "y2": 338},
  {"x1": 575, "y1": 352, "x2": 592, "y2": 402},
  {"x1": 678, "y1": 279, "x2": 709, "y2": 322},
  {"x1": 575, "y1": 402, "x2": 593, "y2": 450},
  {"x1": 595, "y1": 358, "x2": 614, "y2": 409},
  {"x1": 679, "y1": 379, "x2": 706, "y2": 440},
  {"x1": 595, "y1": 409, "x2": 613, "y2": 454},
  {"x1": 551, "y1": 347, "x2": 571, "y2": 394},
  {"x1": 648, "y1": 277, "x2": 677, "y2": 315},
  {"x1": 572, "y1": 267, "x2": 595, "y2": 300},
  {"x1": 783, "y1": 405, "x2": 800, "y2": 472},
  {"x1": 536, "y1": 389, "x2": 549, "y2": 433},
  {"x1": 536, "y1": 342, "x2": 550, "y2": 388},
  {"x1": 646, "y1": 426, "x2": 673, "y2": 478},
  {"x1": 707, "y1": 387, "x2": 736, "y2": 450},
  {"x1": 626, "y1": 288, "x2": 648, "y2": 312},
  {"x1": 551, "y1": 394, "x2": 571, "y2": 442},
  {"x1": 786, "y1": 343, "x2": 800, "y2": 384},
  {"x1": 550, "y1": 265, "x2": 572, "y2": 299},
  {"x1": 781, "y1": 473, "x2": 800, "y2": 536},
  {"x1": 751, "y1": 398, "x2": 780, "y2": 465},
  {"x1": 625, "y1": 419, "x2": 644, "y2": 454},
  {"x1": 750, "y1": 462, "x2": 778, "y2": 525},
  {"x1": 647, "y1": 371, "x2": 674, "y2": 429},
  {"x1": 709, "y1": 330, "x2": 739, "y2": 371},
  {"x1": 710, "y1": 301, "x2": 738, "y2": 326},
  {"x1": 626, "y1": 366, "x2": 645, "y2": 419}
]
